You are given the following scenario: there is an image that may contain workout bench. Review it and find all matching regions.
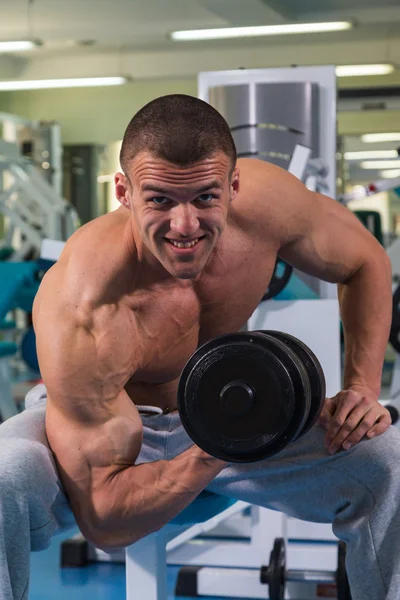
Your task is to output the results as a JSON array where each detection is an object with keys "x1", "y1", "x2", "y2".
[{"x1": 125, "y1": 492, "x2": 246, "y2": 600}]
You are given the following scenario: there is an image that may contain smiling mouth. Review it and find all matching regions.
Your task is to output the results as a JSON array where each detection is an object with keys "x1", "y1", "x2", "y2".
[{"x1": 165, "y1": 236, "x2": 205, "y2": 249}]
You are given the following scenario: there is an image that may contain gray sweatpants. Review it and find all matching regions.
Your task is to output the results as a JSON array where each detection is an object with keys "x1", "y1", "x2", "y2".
[{"x1": 1, "y1": 384, "x2": 400, "y2": 600}]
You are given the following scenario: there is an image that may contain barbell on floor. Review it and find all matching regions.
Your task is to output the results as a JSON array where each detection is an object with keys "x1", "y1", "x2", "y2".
[{"x1": 260, "y1": 537, "x2": 351, "y2": 600}]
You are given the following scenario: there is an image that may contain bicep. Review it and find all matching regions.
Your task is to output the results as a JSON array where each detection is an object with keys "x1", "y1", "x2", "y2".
[
  {"x1": 34, "y1": 304, "x2": 143, "y2": 464},
  {"x1": 33, "y1": 287, "x2": 143, "y2": 525},
  {"x1": 45, "y1": 395, "x2": 144, "y2": 544}
]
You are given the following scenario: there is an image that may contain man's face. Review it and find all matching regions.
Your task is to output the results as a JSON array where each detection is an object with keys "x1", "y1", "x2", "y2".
[{"x1": 116, "y1": 151, "x2": 239, "y2": 279}]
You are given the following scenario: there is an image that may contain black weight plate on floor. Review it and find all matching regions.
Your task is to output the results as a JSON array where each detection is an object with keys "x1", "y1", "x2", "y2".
[
  {"x1": 178, "y1": 331, "x2": 306, "y2": 462},
  {"x1": 266, "y1": 537, "x2": 286, "y2": 600},
  {"x1": 336, "y1": 542, "x2": 352, "y2": 600},
  {"x1": 262, "y1": 331, "x2": 326, "y2": 438},
  {"x1": 262, "y1": 260, "x2": 293, "y2": 301}
]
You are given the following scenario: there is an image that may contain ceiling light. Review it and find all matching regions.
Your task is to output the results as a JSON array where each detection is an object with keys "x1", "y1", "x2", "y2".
[
  {"x1": 361, "y1": 160, "x2": 400, "y2": 169},
  {"x1": 336, "y1": 64, "x2": 394, "y2": 77},
  {"x1": 0, "y1": 77, "x2": 128, "y2": 91},
  {"x1": 171, "y1": 21, "x2": 352, "y2": 41},
  {"x1": 362, "y1": 133, "x2": 400, "y2": 143},
  {"x1": 0, "y1": 40, "x2": 39, "y2": 52},
  {"x1": 344, "y1": 150, "x2": 399, "y2": 160},
  {"x1": 380, "y1": 169, "x2": 400, "y2": 179}
]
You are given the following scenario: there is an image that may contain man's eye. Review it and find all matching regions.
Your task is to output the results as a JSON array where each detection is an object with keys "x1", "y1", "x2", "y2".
[
  {"x1": 197, "y1": 194, "x2": 214, "y2": 203},
  {"x1": 151, "y1": 197, "x2": 170, "y2": 205}
]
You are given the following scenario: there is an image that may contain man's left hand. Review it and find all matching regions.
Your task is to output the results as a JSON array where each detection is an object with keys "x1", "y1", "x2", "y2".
[{"x1": 318, "y1": 386, "x2": 392, "y2": 454}]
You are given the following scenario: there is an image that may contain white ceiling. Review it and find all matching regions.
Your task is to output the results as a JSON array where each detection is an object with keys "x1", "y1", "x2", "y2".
[
  {"x1": 1, "y1": 0, "x2": 399, "y2": 185},
  {"x1": 0, "y1": 0, "x2": 399, "y2": 63}
]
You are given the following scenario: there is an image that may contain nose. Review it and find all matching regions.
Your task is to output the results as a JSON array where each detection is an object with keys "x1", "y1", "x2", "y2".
[{"x1": 170, "y1": 204, "x2": 200, "y2": 237}]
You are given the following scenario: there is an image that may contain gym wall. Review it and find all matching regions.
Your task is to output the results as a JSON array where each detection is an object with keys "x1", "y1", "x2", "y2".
[{"x1": 1, "y1": 79, "x2": 197, "y2": 146}]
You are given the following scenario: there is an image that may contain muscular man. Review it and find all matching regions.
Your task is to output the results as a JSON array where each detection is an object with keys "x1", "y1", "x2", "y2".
[{"x1": 0, "y1": 94, "x2": 398, "y2": 600}]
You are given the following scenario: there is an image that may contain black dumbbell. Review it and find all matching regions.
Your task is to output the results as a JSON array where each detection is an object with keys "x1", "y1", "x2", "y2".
[{"x1": 178, "y1": 330, "x2": 326, "y2": 463}]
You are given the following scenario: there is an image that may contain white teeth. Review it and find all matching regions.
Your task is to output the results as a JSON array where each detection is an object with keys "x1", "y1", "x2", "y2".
[{"x1": 171, "y1": 238, "x2": 199, "y2": 249}]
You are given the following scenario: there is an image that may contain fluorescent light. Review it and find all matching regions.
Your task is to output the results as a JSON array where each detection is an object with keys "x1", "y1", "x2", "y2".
[
  {"x1": 380, "y1": 169, "x2": 400, "y2": 179},
  {"x1": 362, "y1": 133, "x2": 400, "y2": 143},
  {"x1": 345, "y1": 150, "x2": 399, "y2": 160},
  {"x1": 171, "y1": 21, "x2": 352, "y2": 41},
  {"x1": 0, "y1": 40, "x2": 38, "y2": 52},
  {"x1": 361, "y1": 160, "x2": 400, "y2": 169},
  {"x1": 97, "y1": 174, "x2": 114, "y2": 183},
  {"x1": 0, "y1": 77, "x2": 128, "y2": 91},
  {"x1": 336, "y1": 64, "x2": 394, "y2": 77}
]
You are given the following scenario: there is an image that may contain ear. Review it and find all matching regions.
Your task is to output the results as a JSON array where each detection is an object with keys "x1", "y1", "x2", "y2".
[
  {"x1": 230, "y1": 167, "x2": 240, "y2": 202},
  {"x1": 115, "y1": 172, "x2": 131, "y2": 209}
]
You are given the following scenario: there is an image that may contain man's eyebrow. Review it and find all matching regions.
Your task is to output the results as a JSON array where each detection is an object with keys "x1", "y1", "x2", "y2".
[
  {"x1": 140, "y1": 180, "x2": 223, "y2": 195},
  {"x1": 141, "y1": 184, "x2": 169, "y2": 194}
]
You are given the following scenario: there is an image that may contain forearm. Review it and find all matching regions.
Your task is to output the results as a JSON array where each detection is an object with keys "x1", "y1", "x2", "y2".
[
  {"x1": 339, "y1": 250, "x2": 392, "y2": 397},
  {"x1": 90, "y1": 445, "x2": 226, "y2": 549}
]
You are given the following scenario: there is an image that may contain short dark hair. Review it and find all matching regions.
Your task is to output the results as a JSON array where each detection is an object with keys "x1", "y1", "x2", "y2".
[{"x1": 119, "y1": 94, "x2": 236, "y2": 176}]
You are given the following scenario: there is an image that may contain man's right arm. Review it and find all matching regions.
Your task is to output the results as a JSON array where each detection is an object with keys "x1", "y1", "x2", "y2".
[{"x1": 34, "y1": 267, "x2": 226, "y2": 551}]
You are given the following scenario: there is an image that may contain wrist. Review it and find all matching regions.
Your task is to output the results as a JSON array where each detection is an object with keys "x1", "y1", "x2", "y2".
[{"x1": 344, "y1": 381, "x2": 380, "y2": 399}]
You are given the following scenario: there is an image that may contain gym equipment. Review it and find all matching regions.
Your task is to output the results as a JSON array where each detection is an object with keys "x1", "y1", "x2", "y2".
[
  {"x1": 261, "y1": 260, "x2": 293, "y2": 301},
  {"x1": 390, "y1": 285, "x2": 400, "y2": 354},
  {"x1": 0, "y1": 137, "x2": 79, "y2": 260},
  {"x1": 199, "y1": 65, "x2": 338, "y2": 302},
  {"x1": 353, "y1": 210, "x2": 383, "y2": 246},
  {"x1": 262, "y1": 331, "x2": 326, "y2": 436},
  {"x1": 338, "y1": 175, "x2": 400, "y2": 206},
  {"x1": 263, "y1": 538, "x2": 348, "y2": 599},
  {"x1": 0, "y1": 261, "x2": 40, "y2": 319},
  {"x1": 60, "y1": 492, "x2": 250, "y2": 600},
  {"x1": 0, "y1": 340, "x2": 19, "y2": 422},
  {"x1": 21, "y1": 326, "x2": 40, "y2": 373},
  {"x1": 178, "y1": 330, "x2": 325, "y2": 463},
  {"x1": 260, "y1": 537, "x2": 351, "y2": 600}
]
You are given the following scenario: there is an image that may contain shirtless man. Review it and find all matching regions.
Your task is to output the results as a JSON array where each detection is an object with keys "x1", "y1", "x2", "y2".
[{"x1": 0, "y1": 94, "x2": 398, "y2": 600}]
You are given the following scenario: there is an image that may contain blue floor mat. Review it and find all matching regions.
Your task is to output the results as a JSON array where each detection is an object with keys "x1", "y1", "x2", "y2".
[{"x1": 29, "y1": 529, "x2": 210, "y2": 600}]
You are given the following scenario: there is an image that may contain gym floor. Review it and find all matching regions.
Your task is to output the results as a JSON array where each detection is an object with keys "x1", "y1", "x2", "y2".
[{"x1": 29, "y1": 528, "x2": 239, "y2": 600}]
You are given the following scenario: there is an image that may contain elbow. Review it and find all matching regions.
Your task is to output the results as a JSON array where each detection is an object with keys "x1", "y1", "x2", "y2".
[
  {"x1": 82, "y1": 510, "x2": 161, "y2": 551},
  {"x1": 368, "y1": 244, "x2": 392, "y2": 279},
  {"x1": 82, "y1": 521, "x2": 141, "y2": 552},
  {"x1": 88, "y1": 525, "x2": 158, "y2": 552},
  {"x1": 357, "y1": 243, "x2": 391, "y2": 280},
  {"x1": 71, "y1": 505, "x2": 132, "y2": 552}
]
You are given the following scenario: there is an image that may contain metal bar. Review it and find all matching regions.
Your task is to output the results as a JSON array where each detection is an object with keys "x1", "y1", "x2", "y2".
[{"x1": 286, "y1": 568, "x2": 336, "y2": 584}]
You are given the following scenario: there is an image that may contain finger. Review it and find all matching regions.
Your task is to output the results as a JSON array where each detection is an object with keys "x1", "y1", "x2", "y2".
[
  {"x1": 340, "y1": 409, "x2": 384, "y2": 450},
  {"x1": 325, "y1": 407, "x2": 357, "y2": 449},
  {"x1": 365, "y1": 414, "x2": 392, "y2": 439},
  {"x1": 318, "y1": 395, "x2": 339, "y2": 428},
  {"x1": 325, "y1": 393, "x2": 370, "y2": 448},
  {"x1": 326, "y1": 400, "x2": 373, "y2": 453}
]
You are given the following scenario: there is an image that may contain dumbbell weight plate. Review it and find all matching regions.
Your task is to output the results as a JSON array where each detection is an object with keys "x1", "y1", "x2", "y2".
[
  {"x1": 178, "y1": 331, "x2": 311, "y2": 462},
  {"x1": 337, "y1": 542, "x2": 352, "y2": 600},
  {"x1": 260, "y1": 537, "x2": 286, "y2": 600},
  {"x1": 261, "y1": 331, "x2": 326, "y2": 439}
]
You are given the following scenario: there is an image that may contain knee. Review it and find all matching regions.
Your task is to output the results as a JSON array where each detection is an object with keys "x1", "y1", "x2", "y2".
[
  {"x1": 0, "y1": 438, "x2": 55, "y2": 498},
  {"x1": 351, "y1": 426, "x2": 400, "y2": 491}
]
